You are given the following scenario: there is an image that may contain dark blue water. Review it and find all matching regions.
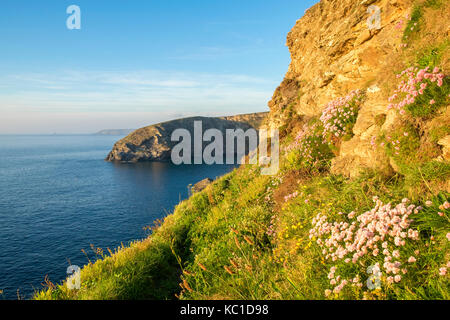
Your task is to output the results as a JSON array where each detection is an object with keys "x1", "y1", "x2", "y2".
[{"x1": 0, "y1": 135, "x2": 236, "y2": 300}]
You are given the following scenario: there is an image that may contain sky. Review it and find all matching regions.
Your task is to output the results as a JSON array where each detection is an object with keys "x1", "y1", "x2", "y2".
[{"x1": 0, "y1": 0, "x2": 318, "y2": 134}]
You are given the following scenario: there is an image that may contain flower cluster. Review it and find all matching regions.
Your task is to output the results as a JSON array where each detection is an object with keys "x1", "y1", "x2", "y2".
[
  {"x1": 383, "y1": 135, "x2": 402, "y2": 156},
  {"x1": 309, "y1": 197, "x2": 423, "y2": 295},
  {"x1": 285, "y1": 123, "x2": 331, "y2": 167},
  {"x1": 320, "y1": 89, "x2": 363, "y2": 141},
  {"x1": 266, "y1": 214, "x2": 279, "y2": 237},
  {"x1": 284, "y1": 191, "x2": 299, "y2": 202},
  {"x1": 387, "y1": 66, "x2": 446, "y2": 115},
  {"x1": 439, "y1": 263, "x2": 449, "y2": 276}
]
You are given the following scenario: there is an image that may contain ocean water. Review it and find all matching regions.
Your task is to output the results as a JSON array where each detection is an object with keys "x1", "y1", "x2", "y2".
[{"x1": 0, "y1": 135, "x2": 236, "y2": 300}]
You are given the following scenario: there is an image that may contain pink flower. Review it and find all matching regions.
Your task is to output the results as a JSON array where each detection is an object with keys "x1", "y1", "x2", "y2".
[
  {"x1": 446, "y1": 233, "x2": 450, "y2": 241},
  {"x1": 439, "y1": 267, "x2": 447, "y2": 276},
  {"x1": 443, "y1": 201, "x2": 450, "y2": 209},
  {"x1": 425, "y1": 200, "x2": 433, "y2": 207},
  {"x1": 408, "y1": 256, "x2": 416, "y2": 263},
  {"x1": 429, "y1": 99, "x2": 435, "y2": 105},
  {"x1": 394, "y1": 275, "x2": 402, "y2": 283}
]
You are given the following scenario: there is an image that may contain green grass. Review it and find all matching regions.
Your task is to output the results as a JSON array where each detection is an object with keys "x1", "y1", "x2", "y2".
[
  {"x1": 416, "y1": 41, "x2": 449, "y2": 69},
  {"x1": 34, "y1": 149, "x2": 449, "y2": 301},
  {"x1": 403, "y1": 4, "x2": 423, "y2": 42}
]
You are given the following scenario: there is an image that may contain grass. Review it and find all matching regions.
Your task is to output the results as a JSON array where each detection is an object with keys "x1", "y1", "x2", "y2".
[
  {"x1": 403, "y1": 4, "x2": 423, "y2": 42},
  {"x1": 34, "y1": 150, "x2": 450, "y2": 300}
]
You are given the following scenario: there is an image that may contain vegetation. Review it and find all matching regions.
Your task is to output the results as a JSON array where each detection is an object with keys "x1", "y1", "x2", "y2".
[{"x1": 34, "y1": 1, "x2": 449, "y2": 300}]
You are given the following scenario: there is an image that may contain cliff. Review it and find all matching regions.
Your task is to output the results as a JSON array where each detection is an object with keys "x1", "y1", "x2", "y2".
[
  {"x1": 268, "y1": 0, "x2": 449, "y2": 179},
  {"x1": 36, "y1": 0, "x2": 449, "y2": 301},
  {"x1": 105, "y1": 112, "x2": 268, "y2": 162}
]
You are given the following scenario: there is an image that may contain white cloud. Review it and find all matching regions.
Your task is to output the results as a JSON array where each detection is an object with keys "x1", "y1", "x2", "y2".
[{"x1": 0, "y1": 69, "x2": 274, "y2": 133}]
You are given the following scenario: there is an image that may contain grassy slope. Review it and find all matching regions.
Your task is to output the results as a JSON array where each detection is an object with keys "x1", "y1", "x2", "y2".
[{"x1": 35, "y1": 0, "x2": 449, "y2": 300}]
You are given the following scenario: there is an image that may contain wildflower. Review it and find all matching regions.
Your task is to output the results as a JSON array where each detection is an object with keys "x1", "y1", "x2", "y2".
[
  {"x1": 224, "y1": 266, "x2": 235, "y2": 275},
  {"x1": 229, "y1": 259, "x2": 239, "y2": 268},
  {"x1": 443, "y1": 201, "x2": 450, "y2": 209},
  {"x1": 429, "y1": 99, "x2": 435, "y2": 105},
  {"x1": 243, "y1": 235, "x2": 254, "y2": 245},
  {"x1": 446, "y1": 233, "x2": 450, "y2": 242},
  {"x1": 394, "y1": 275, "x2": 402, "y2": 283},
  {"x1": 234, "y1": 236, "x2": 241, "y2": 249},
  {"x1": 183, "y1": 279, "x2": 193, "y2": 292},
  {"x1": 439, "y1": 267, "x2": 447, "y2": 276},
  {"x1": 425, "y1": 200, "x2": 433, "y2": 207},
  {"x1": 408, "y1": 256, "x2": 416, "y2": 263}
]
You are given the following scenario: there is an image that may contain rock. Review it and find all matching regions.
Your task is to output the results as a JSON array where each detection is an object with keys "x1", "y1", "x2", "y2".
[
  {"x1": 106, "y1": 112, "x2": 268, "y2": 163},
  {"x1": 191, "y1": 178, "x2": 214, "y2": 193},
  {"x1": 266, "y1": 0, "x2": 417, "y2": 177},
  {"x1": 438, "y1": 135, "x2": 450, "y2": 161}
]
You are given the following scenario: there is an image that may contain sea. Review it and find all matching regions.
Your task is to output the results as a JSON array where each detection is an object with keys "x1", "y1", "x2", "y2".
[{"x1": 0, "y1": 134, "x2": 237, "y2": 300}]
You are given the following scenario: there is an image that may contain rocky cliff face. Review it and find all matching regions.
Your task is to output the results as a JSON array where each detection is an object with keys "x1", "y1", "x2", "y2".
[
  {"x1": 106, "y1": 112, "x2": 268, "y2": 162},
  {"x1": 268, "y1": 0, "x2": 449, "y2": 178}
]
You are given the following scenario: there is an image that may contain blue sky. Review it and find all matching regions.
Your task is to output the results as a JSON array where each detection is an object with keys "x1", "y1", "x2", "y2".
[{"x1": 0, "y1": 0, "x2": 318, "y2": 134}]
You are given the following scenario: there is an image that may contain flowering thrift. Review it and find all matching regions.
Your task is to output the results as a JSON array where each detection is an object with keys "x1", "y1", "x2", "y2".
[
  {"x1": 320, "y1": 89, "x2": 364, "y2": 141},
  {"x1": 284, "y1": 191, "x2": 299, "y2": 202},
  {"x1": 387, "y1": 66, "x2": 449, "y2": 117},
  {"x1": 309, "y1": 198, "x2": 423, "y2": 296}
]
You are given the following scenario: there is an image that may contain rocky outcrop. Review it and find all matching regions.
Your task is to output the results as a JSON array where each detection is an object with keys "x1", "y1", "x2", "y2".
[
  {"x1": 267, "y1": 0, "x2": 449, "y2": 177},
  {"x1": 106, "y1": 112, "x2": 268, "y2": 162},
  {"x1": 191, "y1": 178, "x2": 214, "y2": 193}
]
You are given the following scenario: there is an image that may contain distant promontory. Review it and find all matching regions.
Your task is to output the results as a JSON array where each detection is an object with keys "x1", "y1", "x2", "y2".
[
  {"x1": 95, "y1": 129, "x2": 135, "y2": 136},
  {"x1": 105, "y1": 112, "x2": 268, "y2": 163}
]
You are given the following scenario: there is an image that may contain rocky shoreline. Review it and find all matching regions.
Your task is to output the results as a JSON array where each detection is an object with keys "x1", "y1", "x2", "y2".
[{"x1": 105, "y1": 112, "x2": 268, "y2": 163}]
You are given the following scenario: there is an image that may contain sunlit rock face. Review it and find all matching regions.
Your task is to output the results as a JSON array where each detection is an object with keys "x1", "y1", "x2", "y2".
[{"x1": 268, "y1": 0, "x2": 449, "y2": 177}]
